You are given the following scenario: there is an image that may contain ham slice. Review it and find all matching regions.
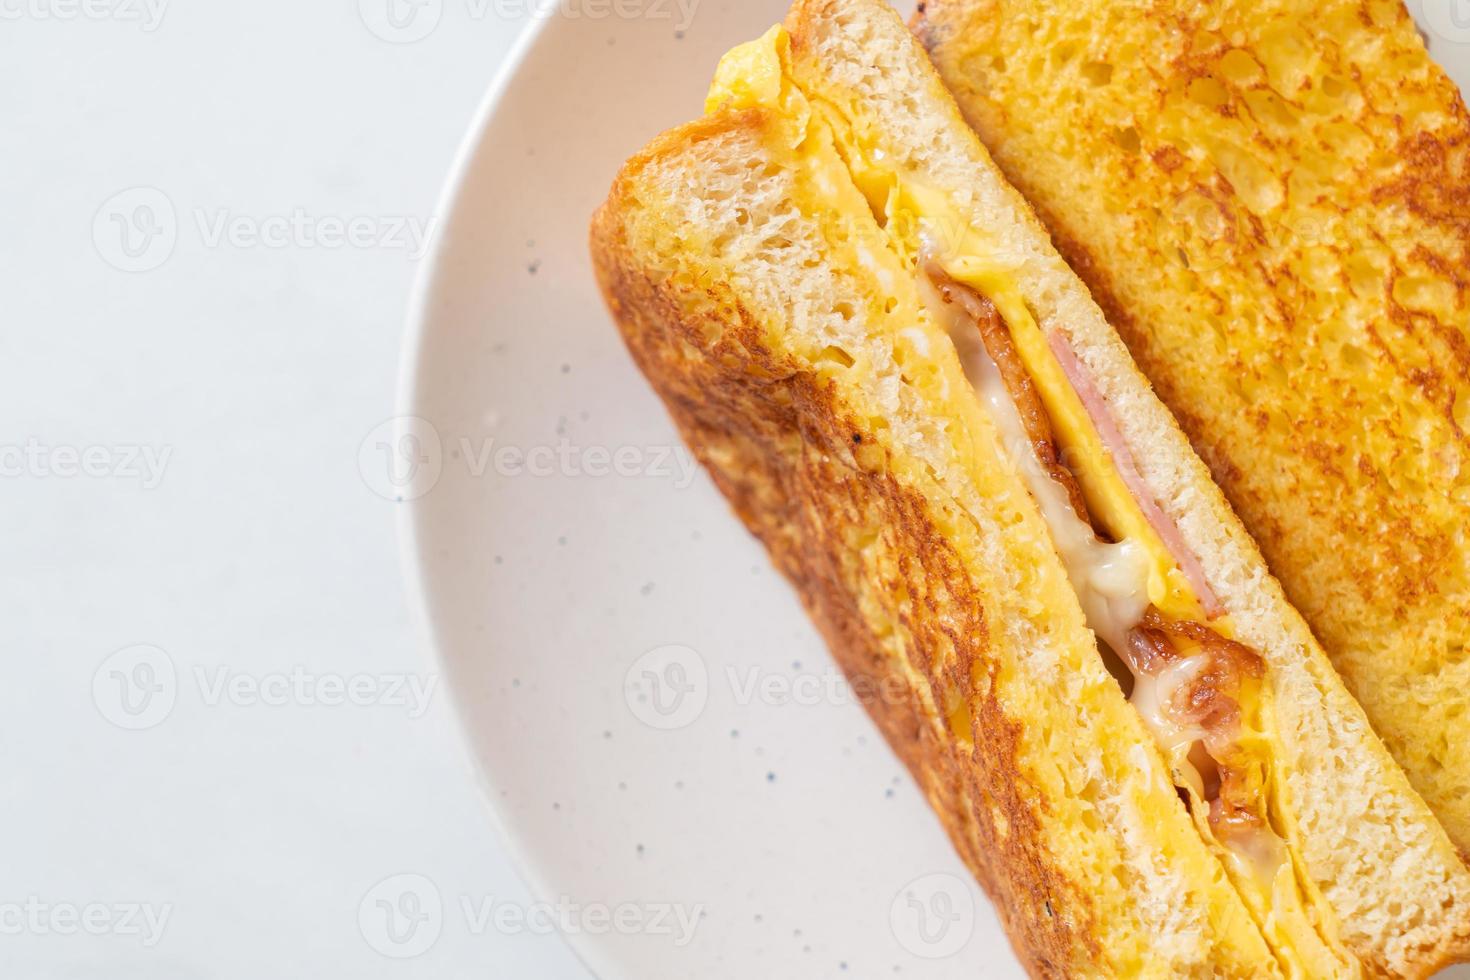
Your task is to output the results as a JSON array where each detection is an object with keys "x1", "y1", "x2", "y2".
[{"x1": 1045, "y1": 330, "x2": 1224, "y2": 618}]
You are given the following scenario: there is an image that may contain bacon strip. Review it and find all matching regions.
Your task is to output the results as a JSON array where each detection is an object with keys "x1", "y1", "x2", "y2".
[
  {"x1": 1045, "y1": 331, "x2": 1225, "y2": 618},
  {"x1": 1127, "y1": 607, "x2": 1267, "y2": 837}
]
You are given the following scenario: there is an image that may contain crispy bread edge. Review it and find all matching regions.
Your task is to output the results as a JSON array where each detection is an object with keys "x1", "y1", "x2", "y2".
[{"x1": 589, "y1": 108, "x2": 1109, "y2": 978}]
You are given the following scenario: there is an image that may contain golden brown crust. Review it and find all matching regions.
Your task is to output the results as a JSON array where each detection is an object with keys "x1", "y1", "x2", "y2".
[
  {"x1": 590, "y1": 121, "x2": 1099, "y2": 974},
  {"x1": 914, "y1": 0, "x2": 1470, "y2": 871}
]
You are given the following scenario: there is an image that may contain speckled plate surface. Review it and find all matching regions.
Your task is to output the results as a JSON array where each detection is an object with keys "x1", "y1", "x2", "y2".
[{"x1": 401, "y1": 3, "x2": 1470, "y2": 977}]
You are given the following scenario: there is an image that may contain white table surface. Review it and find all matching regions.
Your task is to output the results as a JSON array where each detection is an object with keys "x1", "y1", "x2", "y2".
[{"x1": 3, "y1": 3, "x2": 591, "y2": 976}]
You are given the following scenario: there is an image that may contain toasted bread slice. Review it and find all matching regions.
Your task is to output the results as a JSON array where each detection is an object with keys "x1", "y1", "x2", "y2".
[
  {"x1": 913, "y1": 0, "x2": 1470, "y2": 865},
  {"x1": 594, "y1": 101, "x2": 1284, "y2": 980},
  {"x1": 593, "y1": 0, "x2": 1470, "y2": 975}
]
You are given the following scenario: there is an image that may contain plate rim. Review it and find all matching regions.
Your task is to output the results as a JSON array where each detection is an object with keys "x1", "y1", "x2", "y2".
[
  {"x1": 390, "y1": 7, "x2": 1470, "y2": 979},
  {"x1": 393, "y1": 10, "x2": 610, "y2": 978}
]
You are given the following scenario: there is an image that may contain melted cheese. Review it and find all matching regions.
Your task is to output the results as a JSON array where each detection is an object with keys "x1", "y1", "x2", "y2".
[
  {"x1": 1131, "y1": 654, "x2": 1212, "y2": 759},
  {"x1": 706, "y1": 26, "x2": 786, "y2": 115}
]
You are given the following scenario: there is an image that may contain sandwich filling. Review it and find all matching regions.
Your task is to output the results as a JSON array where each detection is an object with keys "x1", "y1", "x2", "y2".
[
  {"x1": 920, "y1": 264, "x2": 1279, "y2": 867},
  {"x1": 708, "y1": 26, "x2": 1355, "y2": 979}
]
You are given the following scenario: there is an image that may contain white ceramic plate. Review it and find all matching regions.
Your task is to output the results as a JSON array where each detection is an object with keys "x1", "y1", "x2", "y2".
[{"x1": 401, "y1": 4, "x2": 1470, "y2": 977}]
